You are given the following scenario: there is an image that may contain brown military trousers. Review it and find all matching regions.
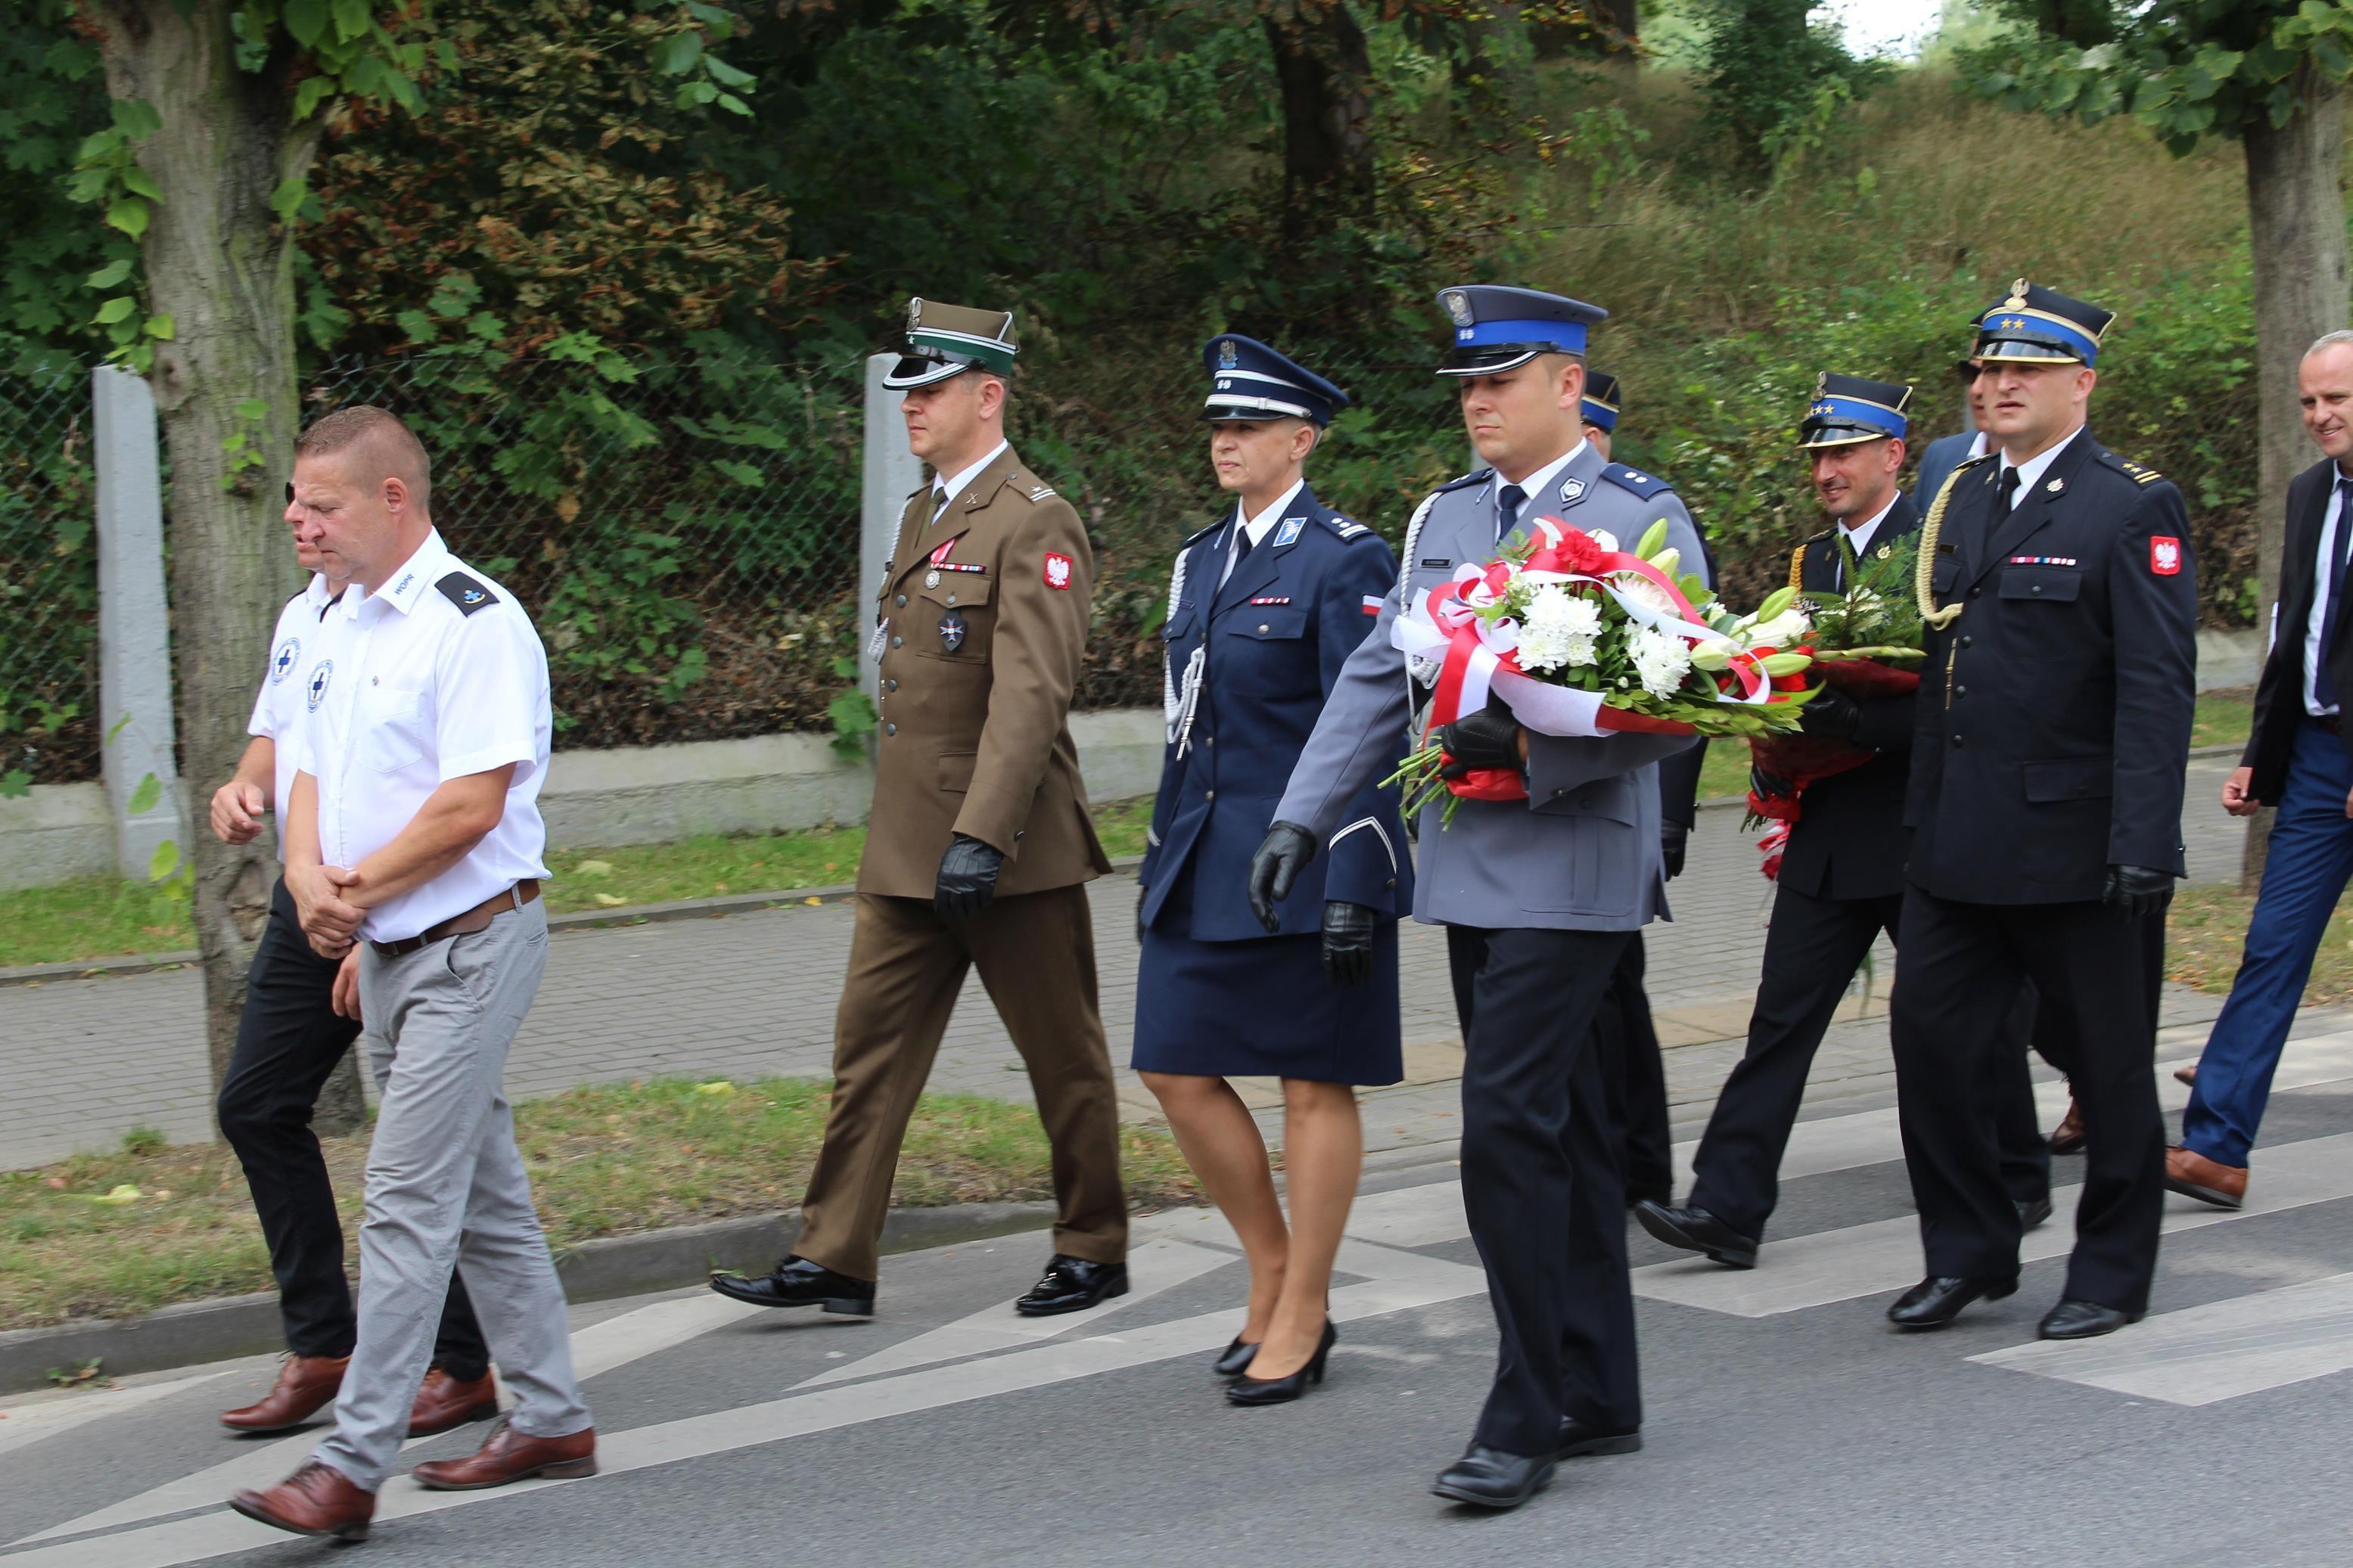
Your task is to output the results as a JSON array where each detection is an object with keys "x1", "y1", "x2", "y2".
[{"x1": 794, "y1": 885, "x2": 1128, "y2": 1281}]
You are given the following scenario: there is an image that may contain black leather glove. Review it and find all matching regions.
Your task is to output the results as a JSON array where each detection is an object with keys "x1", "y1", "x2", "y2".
[
  {"x1": 1796, "y1": 684, "x2": 1862, "y2": 741},
  {"x1": 1247, "y1": 821, "x2": 1319, "y2": 934},
  {"x1": 1661, "y1": 824, "x2": 1688, "y2": 881},
  {"x1": 1321, "y1": 901, "x2": 1376, "y2": 986},
  {"x1": 1437, "y1": 696, "x2": 1523, "y2": 780},
  {"x1": 934, "y1": 834, "x2": 1004, "y2": 920},
  {"x1": 1135, "y1": 886, "x2": 1148, "y2": 947},
  {"x1": 1750, "y1": 762, "x2": 1794, "y2": 800},
  {"x1": 2103, "y1": 864, "x2": 2176, "y2": 921}
]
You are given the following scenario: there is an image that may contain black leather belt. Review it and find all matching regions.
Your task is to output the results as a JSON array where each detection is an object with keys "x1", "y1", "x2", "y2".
[{"x1": 371, "y1": 880, "x2": 540, "y2": 959}]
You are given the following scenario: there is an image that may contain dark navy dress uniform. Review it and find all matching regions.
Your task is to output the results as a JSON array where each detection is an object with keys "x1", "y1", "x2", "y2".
[
  {"x1": 1136, "y1": 337, "x2": 1411, "y2": 1084},
  {"x1": 1136, "y1": 484, "x2": 1412, "y2": 1082},
  {"x1": 1893, "y1": 282, "x2": 2196, "y2": 1327}
]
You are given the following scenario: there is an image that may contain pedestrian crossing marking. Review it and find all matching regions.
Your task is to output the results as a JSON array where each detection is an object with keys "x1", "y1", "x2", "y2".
[
  {"x1": 1636, "y1": 1132, "x2": 2353, "y2": 1318},
  {"x1": 1970, "y1": 1271, "x2": 2353, "y2": 1406}
]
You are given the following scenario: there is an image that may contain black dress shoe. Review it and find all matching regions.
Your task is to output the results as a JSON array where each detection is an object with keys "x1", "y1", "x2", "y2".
[
  {"x1": 1226, "y1": 1320, "x2": 1336, "y2": 1405},
  {"x1": 1015, "y1": 1255, "x2": 1129, "y2": 1316},
  {"x1": 1432, "y1": 1444, "x2": 1556, "y2": 1510},
  {"x1": 1886, "y1": 1275, "x2": 2017, "y2": 1330},
  {"x1": 1212, "y1": 1336, "x2": 1260, "y2": 1377},
  {"x1": 708, "y1": 1255, "x2": 875, "y2": 1315},
  {"x1": 2016, "y1": 1195, "x2": 2055, "y2": 1231},
  {"x1": 2038, "y1": 1299, "x2": 2143, "y2": 1340},
  {"x1": 1633, "y1": 1200, "x2": 1760, "y2": 1270},
  {"x1": 1555, "y1": 1416, "x2": 1642, "y2": 1458}
]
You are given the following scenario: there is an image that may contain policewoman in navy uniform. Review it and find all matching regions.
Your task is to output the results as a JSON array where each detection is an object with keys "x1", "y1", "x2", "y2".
[
  {"x1": 1136, "y1": 335, "x2": 1410, "y2": 1405},
  {"x1": 1889, "y1": 281, "x2": 2196, "y2": 1340}
]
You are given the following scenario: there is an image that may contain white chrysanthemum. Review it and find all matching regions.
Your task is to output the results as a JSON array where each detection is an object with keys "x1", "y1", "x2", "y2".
[
  {"x1": 1517, "y1": 585, "x2": 1606, "y2": 672},
  {"x1": 1746, "y1": 604, "x2": 1814, "y2": 647},
  {"x1": 1630, "y1": 625, "x2": 1692, "y2": 700}
]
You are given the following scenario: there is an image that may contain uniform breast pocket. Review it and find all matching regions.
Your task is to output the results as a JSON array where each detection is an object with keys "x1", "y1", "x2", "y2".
[
  {"x1": 1998, "y1": 567, "x2": 2083, "y2": 605},
  {"x1": 359, "y1": 689, "x2": 432, "y2": 775},
  {"x1": 914, "y1": 577, "x2": 995, "y2": 663},
  {"x1": 1929, "y1": 553, "x2": 1961, "y2": 599},
  {"x1": 1162, "y1": 605, "x2": 1197, "y2": 646},
  {"x1": 1222, "y1": 606, "x2": 1310, "y2": 644}
]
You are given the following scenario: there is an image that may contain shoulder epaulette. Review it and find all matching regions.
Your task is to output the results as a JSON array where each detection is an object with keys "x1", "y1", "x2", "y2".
[
  {"x1": 1600, "y1": 461, "x2": 1677, "y2": 500},
  {"x1": 1012, "y1": 470, "x2": 1058, "y2": 503},
  {"x1": 1319, "y1": 513, "x2": 1375, "y2": 542},
  {"x1": 2108, "y1": 454, "x2": 2166, "y2": 486},
  {"x1": 435, "y1": 572, "x2": 499, "y2": 617},
  {"x1": 1180, "y1": 518, "x2": 1223, "y2": 549},
  {"x1": 1433, "y1": 467, "x2": 1494, "y2": 495}
]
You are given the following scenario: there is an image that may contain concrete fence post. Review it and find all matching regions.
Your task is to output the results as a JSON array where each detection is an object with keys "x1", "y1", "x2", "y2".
[
  {"x1": 91, "y1": 365, "x2": 185, "y2": 881},
  {"x1": 858, "y1": 353, "x2": 922, "y2": 708}
]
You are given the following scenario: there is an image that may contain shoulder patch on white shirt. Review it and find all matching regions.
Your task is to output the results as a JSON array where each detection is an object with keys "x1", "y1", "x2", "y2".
[{"x1": 436, "y1": 573, "x2": 499, "y2": 616}]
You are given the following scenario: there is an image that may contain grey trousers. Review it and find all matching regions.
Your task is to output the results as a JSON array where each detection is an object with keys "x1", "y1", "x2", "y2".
[{"x1": 314, "y1": 902, "x2": 591, "y2": 1489}]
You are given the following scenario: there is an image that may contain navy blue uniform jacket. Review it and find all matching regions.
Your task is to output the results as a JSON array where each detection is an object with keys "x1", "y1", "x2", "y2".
[{"x1": 1140, "y1": 485, "x2": 1413, "y2": 940}]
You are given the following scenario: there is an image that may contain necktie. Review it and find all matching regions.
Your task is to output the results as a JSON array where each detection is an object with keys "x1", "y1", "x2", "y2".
[
  {"x1": 1835, "y1": 529, "x2": 1860, "y2": 591},
  {"x1": 1497, "y1": 483, "x2": 1527, "y2": 544},
  {"x1": 929, "y1": 485, "x2": 949, "y2": 524},
  {"x1": 1992, "y1": 465, "x2": 2020, "y2": 528},
  {"x1": 2316, "y1": 478, "x2": 2353, "y2": 710},
  {"x1": 1233, "y1": 524, "x2": 1254, "y2": 566}
]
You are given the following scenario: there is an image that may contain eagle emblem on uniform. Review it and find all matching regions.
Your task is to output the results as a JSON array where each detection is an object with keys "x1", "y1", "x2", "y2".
[
  {"x1": 2151, "y1": 537, "x2": 2182, "y2": 576},
  {"x1": 906, "y1": 297, "x2": 924, "y2": 328},
  {"x1": 1218, "y1": 340, "x2": 1239, "y2": 368},
  {"x1": 1043, "y1": 552, "x2": 1074, "y2": 591},
  {"x1": 1442, "y1": 289, "x2": 1473, "y2": 327}
]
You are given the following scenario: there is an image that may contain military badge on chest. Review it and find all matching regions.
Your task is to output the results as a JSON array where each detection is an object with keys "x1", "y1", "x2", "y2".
[{"x1": 939, "y1": 610, "x2": 968, "y2": 652}]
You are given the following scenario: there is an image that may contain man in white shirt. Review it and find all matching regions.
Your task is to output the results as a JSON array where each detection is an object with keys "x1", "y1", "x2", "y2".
[
  {"x1": 207, "y1": 536, "x2": 493, "y2": 1442},
  {"x1": 231, "y1": 407, "x2": 593, "y2": 1545}
]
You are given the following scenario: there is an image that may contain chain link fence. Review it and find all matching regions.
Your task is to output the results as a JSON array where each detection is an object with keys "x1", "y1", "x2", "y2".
[{"x1": 0, "y1": 362, "x2": 98, "y2": 785}]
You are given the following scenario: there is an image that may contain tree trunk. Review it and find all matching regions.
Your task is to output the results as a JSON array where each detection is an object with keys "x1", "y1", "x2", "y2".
[
  {"x1": 92, "y1": 2, "x2": 363, "y2": 1132},
  {"x1": 2240, "y1": 63, "x2": 2349, "y2": 891},
  {"x1": 1265, "y1": 4, "x2": 1375, "y2": 214}
]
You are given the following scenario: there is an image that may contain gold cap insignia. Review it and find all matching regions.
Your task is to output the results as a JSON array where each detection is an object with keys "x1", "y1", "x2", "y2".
[
  {"x1": 2004, "y1": 278, "x2": 2028, "y2": 309},
  {"x1": 906, "y1": 297, "x2": 924, "y2": 329}
]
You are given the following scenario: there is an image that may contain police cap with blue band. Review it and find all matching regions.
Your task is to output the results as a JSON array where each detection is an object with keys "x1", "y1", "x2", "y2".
[
  {"x1": 1581, "y1": 370, "x2": 1621, "y2": 432},
  {"x1": 881, "y1": 297, "x2": 1019, "y2": 390},
  {"x1": 1971, "y1": 278, "x2": 2112, "y2": 368},
  {"x1": 1434, "y1": 284, "x2": 1608, "y2": 376},
  {"x1": 1201, "y1": 334, "x2": 1349, "y2": 427},
  {"x1": 1799, "y1": 372, "x2": 1912, "y2": 449}
]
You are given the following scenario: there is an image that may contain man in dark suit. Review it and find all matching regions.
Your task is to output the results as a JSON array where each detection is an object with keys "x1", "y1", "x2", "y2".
[
  {"x1": 1912, "y1": 359, "x2": 1990, "y2": 507},
  {"x1": 1637, "y1": 375, "x2": 2050, "y2": 1269},
  {"x1": 1888, "y1": 281, "x2": 2196, "y2": 1341},
  {"x1": 2171, "y1": 329, "x2": 2353, "y2": 1211}
]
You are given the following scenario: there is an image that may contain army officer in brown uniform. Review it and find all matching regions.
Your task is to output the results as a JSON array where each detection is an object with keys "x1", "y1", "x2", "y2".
[{"x1": 714, "y1": 300, "x2": 1130, "y2": 1317}]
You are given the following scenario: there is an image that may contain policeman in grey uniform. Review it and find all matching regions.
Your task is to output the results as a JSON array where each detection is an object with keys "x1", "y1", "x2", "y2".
[{"x1": 1250, "y1": 285, "x2": 1702, "y2": 1512}]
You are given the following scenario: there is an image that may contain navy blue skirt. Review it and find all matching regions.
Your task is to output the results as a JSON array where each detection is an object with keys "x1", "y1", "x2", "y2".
[{"x1": 1131, "y1": 919, "x2": 1403, "y2": 1085}]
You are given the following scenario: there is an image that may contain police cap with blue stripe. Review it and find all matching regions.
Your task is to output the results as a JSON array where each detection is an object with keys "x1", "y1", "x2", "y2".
[
  {"x1": 1799, "y1": 372, "x2": 1912, "y2": 449},
  {"x1": 1581, "y1": 370, "x2": 1622, "y2": 432},
  {"x1": 1200, "y1": 334, "x2": 1349, "y2": 427},
  {"x1": 1971, "y1": 278, "x2": 2112, "y2": 368},
  {"x1": 881, "y1": 297, "x2": 1019, "y2": 390},
  {"x1": 1434, "y1": 284, "x2": 1608, "y2": 376}
]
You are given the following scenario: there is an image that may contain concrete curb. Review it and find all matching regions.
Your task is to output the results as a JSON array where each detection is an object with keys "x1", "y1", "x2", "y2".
[
  {"x1": 0, "y1": 1198, "x2": 1060, "y2": 1395},
  {"x1": 0, "y1": 856, "x2": 1154, "y2": 989}
]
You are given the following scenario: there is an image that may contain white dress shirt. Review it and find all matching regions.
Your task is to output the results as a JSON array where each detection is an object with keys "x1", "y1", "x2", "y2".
[
  {"x1": 930, "y1": 439, "x2": 1010, "y2": 520},
  {"x1": 1218, "y1": 477, "x2": 1306, "y2": 588},
  {"x1": 248, "y1": 573, "x2": 340, "y2": 858},
  {"x1": 294, "y1": 529, "x2": 552, "y2": 941},
  {"x1": 2304, "y1": 469, "x2": 2353, "y2": 717},
  {"x1": 1997, "y1": 425, "x2": 2080, "y2": 505},
  {"x1": 1839, "y1": 492, "x2": 1901, "y2": 564},
  {"x1": 1492, "y1": 440, "x2": 1590, "y2": 539}
]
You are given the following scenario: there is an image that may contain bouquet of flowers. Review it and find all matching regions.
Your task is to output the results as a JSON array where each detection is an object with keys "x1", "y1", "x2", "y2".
[
  {"x1": 1746, "y1": 535, "x2": 1927, "y2": 877},
  {"x1": 1385, "y1": 515, "x2": 1814, "y2": 826}
]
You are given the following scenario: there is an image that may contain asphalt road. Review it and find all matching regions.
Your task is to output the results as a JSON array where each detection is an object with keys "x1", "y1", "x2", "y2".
[{"x1": 5, "y1": 1022, "x2": 2352, "y2": 1568}]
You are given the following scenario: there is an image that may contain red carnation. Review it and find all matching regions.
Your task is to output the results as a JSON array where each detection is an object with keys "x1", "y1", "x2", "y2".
[{"x1": 1546, "y1": 525, "x2": 1605, "y2": 574}]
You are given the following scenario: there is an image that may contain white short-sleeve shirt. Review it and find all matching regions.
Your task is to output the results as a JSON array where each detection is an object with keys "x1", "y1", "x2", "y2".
[
  {"x1": 247, "y1": 574, "x2": 340, "y2": 859},
  {"x1": 292, "y1": 529, "x2": 552, "y2": 942}
]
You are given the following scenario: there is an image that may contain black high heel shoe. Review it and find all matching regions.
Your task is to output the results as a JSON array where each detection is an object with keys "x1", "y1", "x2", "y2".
[
  {"x1": 1212, "y1": 1336, "x2": 1260, "y2": 1377},
  {"x1": 1225, "y1": 1320, "x2": 1336, "y2": 1405}
]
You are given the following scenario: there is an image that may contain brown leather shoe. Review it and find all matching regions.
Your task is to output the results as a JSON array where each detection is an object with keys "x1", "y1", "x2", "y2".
[
  {"x1": 230, "y1": 1461, "x2": 375, "y2": 1541},
  {"x1": 408, "y1": 1365, "x2": 499, "y2": 1438},
  {"x1": 2165, "y1": 1144, "x2": 2247, "y2": 1209},
  {"x1": 219, "y1": 1355, "x2": 349, "y2": 1433},
  {"x1": 2174, "y1": 1063, "x2": 2199, "y2": 1086},
  {"x1": 2047, "y1": 1098, "x2": 2087, "y2": 1156},
  {"x1": 410, "y1": 1415, "x2": 597, "y2": 1491}
]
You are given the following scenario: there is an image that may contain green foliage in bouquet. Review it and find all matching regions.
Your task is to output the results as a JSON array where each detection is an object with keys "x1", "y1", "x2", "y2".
[{"x1": 1798, "y1": 534, "x2": 1926, "y2": 664}]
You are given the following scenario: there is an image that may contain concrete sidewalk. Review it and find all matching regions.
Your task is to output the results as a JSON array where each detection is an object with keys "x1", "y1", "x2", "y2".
[{"x1": 0, "y1": 756, "x2": 2247, "y2": 1169}]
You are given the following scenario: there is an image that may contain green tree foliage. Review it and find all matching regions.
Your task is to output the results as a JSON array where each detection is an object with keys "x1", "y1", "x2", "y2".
[{"x1": 1692, "y1": 0, "x2": 1884, "y2": 177}]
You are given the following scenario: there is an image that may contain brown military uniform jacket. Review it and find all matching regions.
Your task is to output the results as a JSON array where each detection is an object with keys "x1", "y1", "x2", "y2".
[{"x1": 859, "y1": 446, "x2": 1112, "y2": 899}]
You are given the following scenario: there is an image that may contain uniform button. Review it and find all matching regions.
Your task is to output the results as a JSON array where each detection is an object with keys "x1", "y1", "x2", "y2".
[
  {"x1": 2031, "y1": 584, "x2": 2043, "y2": 595},
  {"x1": 1204, "y1": 790, "x2": 1217, "y2": 802},
  {"x1": 946, "y1": 594, "x2": 956, "y2": 605},
  {"x1": 895, "y1": 594, "x2": 906, "y2": 607},
  {"x1": 891, "y1": 636, "x2": 902, "y2": 648},
  {"x1": 1954, "y1": 685, "x2": 1967, "y2": 698},
  {"x1": 1960, "y1": 635, "x2": 1973, "y2": 648},
  {"x1": 1951, "y1": 734, "x2": 1965, "y2": 748},
  {"x1": 884, "y1": 722, "x2": 897, "y2": 736},
  {"x1": 1257, "y1": 623, "x2": 1270, "y2": 634},
  {"x1": 1969, "y1": 587, "x2": 1982, "y2": 598},
  {"x1": 886, "y1": 679, "x2": 898, "y2": 692},
  {"x1": 1385, "y1": 878, "x2": 1397, "y2": 889},
  {"x1": 1202, "y1": 735, "x2": 1214, "y2": 747}
]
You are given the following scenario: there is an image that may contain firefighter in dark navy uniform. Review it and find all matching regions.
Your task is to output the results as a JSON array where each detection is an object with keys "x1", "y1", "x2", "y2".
[
  {"x1": 1136, "y1": 334, "x2": 1411, "y2": 1405},
  {"x1": 1887, "y1": 281, "x2": 2196, "y2": 1340}
]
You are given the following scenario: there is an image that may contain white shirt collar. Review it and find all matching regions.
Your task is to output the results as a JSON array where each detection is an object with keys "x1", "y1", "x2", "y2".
[
  {"x1": 1494, "y1": 439, "x2": 1591, "y2": 517},
  {"x1": 1967, "y1": 429, "x2": 1991, "y2": 460},
  {"x1": 1840, "y1": 492, "x2": 1901, "y2": 557},
  {"x1": 934, "y1": 440, "x2": 1011, "y2": 511},
  {"x1": 301, "y1": 572, "x2": 336, "y2": 610},
  {"x1": 2000, "y1": 424, "x2": 2084, "y2": 498},
  {"x1": 1234, "y1": 479, "x2": 1307, "y2": 548},
  {"x1": 340, "y1": 529, "x2": 449, "y2": 619}
]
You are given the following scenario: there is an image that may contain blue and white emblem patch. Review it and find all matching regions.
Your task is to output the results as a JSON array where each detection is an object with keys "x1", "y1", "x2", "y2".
[
  {"x1": 1273, "y1": 517, "x2": 1305, "y2": 548},
  {"x1": 270, "y1": 636, "x2": 300, "y2": 685},
  {"x1": 1559, "y1": 477, "x2": 1587, "y2": 505},
  {"x1": 306, "y1": 660, "x2": 334, "y2": 713}
]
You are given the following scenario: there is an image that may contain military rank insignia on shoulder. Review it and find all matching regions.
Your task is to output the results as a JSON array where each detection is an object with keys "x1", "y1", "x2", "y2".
[
  {"x1": 436, "y1": 572, "x2": 498, "y2": 616},
  {"x1": 1599, "y1": 461, "x2": 1675, "y2": 498},
  {"x1": 2116, "y1": 458, "x2": 2166, "y2": 486},
  {"x1": 1321, "y1": 514, "x2": 1372, "y2": 542}
]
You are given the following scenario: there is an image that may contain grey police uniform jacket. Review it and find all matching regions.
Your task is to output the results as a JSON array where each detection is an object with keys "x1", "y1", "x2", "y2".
[{"x1": 1273, "y1": 442, "x2": 1702, "y2": 932}]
